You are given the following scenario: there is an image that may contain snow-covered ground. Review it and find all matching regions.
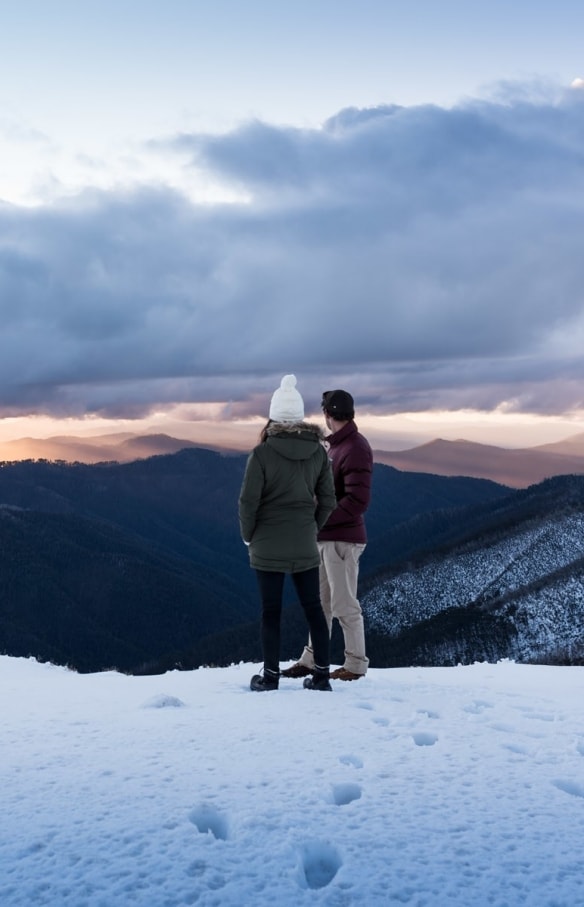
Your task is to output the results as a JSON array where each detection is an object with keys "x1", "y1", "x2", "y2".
[{"x1": 1, "y1": 656, "x2": 583, "y2": 906}]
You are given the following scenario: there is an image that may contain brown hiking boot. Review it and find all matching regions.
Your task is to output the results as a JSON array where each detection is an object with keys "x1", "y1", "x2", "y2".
[
  {"x1": 280, "y1": 663, "x2": 313, "y2": 678},
  {"x1": 330, "y1": 668, "x2": 365, "y2": 681}
]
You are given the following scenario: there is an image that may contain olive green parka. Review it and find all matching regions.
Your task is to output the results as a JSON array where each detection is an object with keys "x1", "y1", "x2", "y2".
[{"x1": 238, "y1": 421, "x2": 336, "y2": 573}]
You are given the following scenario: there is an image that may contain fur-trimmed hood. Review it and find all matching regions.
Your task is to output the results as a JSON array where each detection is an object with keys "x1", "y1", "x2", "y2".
[
  {"x1": 266, "y1": 420, "x2": 325, "y2": 440},
  {"x1": 265, "y1": 421, "x2": 327, "y2": 462}
]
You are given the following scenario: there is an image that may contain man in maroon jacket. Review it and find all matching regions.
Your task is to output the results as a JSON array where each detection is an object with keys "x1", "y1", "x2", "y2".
[{"x1": 282, "y1": 389, "x2": 373, "y2": 681}]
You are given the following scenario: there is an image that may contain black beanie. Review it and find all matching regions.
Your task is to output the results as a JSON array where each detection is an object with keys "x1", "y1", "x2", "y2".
[{"x1": 321, "y1": 389, "x2": 355, "y2": 419}]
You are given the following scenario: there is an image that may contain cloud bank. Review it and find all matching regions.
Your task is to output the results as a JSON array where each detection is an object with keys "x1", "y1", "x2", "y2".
[{"x1": 2, "y1": 84, "x2": 584, "y2": 420}]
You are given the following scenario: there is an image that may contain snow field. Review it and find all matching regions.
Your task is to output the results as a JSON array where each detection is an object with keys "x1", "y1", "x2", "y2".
[{"x1": 1, "y1": 657, "x2": 584, "y2": 906}]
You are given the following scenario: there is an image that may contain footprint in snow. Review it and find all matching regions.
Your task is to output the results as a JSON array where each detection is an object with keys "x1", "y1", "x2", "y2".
[
  {"x1": 141, "y1": 694, "x2": 186, "y2": 709},
  {"x1": 514, "y1": 705, "x2": 559, "y2": 722},
  {"x1": 552, "y1": 779, "x2": 584, "y2": 799},
  {"x1": 330, "y1": 782, "x2": 362, "y2": 806},
  {"x1": 501, "y1": 742, "x2": 529, "y2": 756},
  {"x1": 298, "y1": 840, "x2": 342, "y2": 890},
  {"x1": 339, "y1": 754, "x2": 363, "y2": 768},
  {"x1": 412, "y1": 732, "x2": 438, "y2": 747},
  {"x1": 463, "y1": 700, "x2": 494, "y2": 715},
  {"x1": 417, "y1": 708, "x2": 440, "y2": 719},
  {"x1": 189, "y1": 803, "x2": 229, "y2": 840}
]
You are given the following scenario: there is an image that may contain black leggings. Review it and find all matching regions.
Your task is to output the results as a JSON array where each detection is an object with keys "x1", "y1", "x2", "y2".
[{"x1": 255, "y1": 567, "x2": 330, "y2": 675}]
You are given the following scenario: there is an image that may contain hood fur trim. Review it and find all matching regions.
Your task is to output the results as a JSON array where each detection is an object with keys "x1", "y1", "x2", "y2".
[{"x1": 267, "y1": 420, "x2": 325, "y2": 440}]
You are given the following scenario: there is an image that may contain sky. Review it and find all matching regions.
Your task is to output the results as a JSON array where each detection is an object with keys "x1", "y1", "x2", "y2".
[
  {"x1": 2, "y1": 656, "x2": 584, "y2": 906},
  {"x1": 2, "y1": 0, "x2": 584, "y2": 449}
]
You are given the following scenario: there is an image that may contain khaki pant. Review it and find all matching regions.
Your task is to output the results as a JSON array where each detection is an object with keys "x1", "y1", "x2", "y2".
[{"x1": 299, "y1": 541, "x2": 369, "y2": 675}]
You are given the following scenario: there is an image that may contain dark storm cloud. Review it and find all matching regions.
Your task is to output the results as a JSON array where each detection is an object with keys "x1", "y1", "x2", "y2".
[{"x1": 2, "y1": 84, "x2": 584, "y2": 418}]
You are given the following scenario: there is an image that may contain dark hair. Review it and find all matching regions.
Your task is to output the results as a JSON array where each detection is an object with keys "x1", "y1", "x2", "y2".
[
  {"x1": 259, "y1": 419, "x2": 273, "y2": 443},
  {"x1": 321, "y1": 389, "x2": 355, "y2": 421},
  {"x1": 325, "y1": 408, "x2": 353, "y2": 421}
]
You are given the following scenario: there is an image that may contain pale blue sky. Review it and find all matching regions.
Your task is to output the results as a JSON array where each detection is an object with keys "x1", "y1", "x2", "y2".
[
  {"x1": 3, "y1": 0, "x2": 583, "y2": 142},
  {"x1": 1, "y1": 0, "x2": 584, "y2": 446}
]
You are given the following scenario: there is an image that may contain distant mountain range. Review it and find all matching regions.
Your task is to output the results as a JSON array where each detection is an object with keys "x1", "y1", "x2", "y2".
[
  {"x1": 374, "y1": 433, "x2": 584, "y2": 487},
  {"x1": 0, "y1": 448, "x2": 509, "y2": 672},
  {"x1": 1, "y1": 445, "x2": 583, "y2": 670},
  {"x1": 0, "y1": 432, "x2": 210, "y2": 464},
  {"x1": 3, "y1": 429, "x2": 584, "y2": 488}
]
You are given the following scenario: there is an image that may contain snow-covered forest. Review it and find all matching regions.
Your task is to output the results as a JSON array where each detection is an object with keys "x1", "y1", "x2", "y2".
[{"x1": 364, "y1": 512, "x2": 584, "y2": 664}]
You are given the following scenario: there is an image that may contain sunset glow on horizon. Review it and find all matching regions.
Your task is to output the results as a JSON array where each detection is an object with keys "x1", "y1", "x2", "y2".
[
  {"x1": 2, "y1": 1, "x2": 584, "y2": 449},
  {"x1": 1, "y1": 406, "x2": 584, "y2": 455}
]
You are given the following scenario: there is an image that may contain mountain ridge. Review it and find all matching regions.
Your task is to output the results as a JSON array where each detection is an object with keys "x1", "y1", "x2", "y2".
[
  {"x1": 4, "y1": 429, "x2": 584, "y2": 487},
  {"x1": 1, "y1": 448, "x2": 583, "y2": 672},
  {"x1": 373, "y1": 434, "x2": 584, "y2": 487},
  {"x1": 362, "y1": 474, "x2": 584, "y2": 667},
  {"x1": 0, "y1": 448, "x2": 509, "y2": 672}
]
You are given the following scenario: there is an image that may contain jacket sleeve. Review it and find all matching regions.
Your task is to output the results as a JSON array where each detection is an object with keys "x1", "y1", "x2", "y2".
[
  {"x1": 314, "y1": 448, "x2": 336, "y2": 530},
  {"x1": 325, "y1": 442, "x2": 372, "y2": 530},
  {"x1": 238, "y1": 450, "x2": 265, "y2": 543}
]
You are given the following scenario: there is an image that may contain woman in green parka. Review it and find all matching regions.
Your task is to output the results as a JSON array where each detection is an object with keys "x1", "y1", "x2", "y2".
[{"x1": 239, "y1": 375, "x2": 336, "y2": 692}]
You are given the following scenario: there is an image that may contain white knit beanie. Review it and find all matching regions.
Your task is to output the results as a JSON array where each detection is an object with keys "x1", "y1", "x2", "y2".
[{"x1": 269, "y1": 374, "x2": 305, "y2": 422}]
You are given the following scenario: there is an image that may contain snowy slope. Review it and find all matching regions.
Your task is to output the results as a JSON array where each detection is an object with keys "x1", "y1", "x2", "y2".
[
  {"x1": 1, "y1": 657, "x2": 584, "y2": 907},
  {"x1": 363, "y1": 513, "x2": 584, "y2": 663}
]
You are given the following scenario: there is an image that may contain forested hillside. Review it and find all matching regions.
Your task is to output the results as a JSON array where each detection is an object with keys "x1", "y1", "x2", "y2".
[
  {"x1": 0, "y1": 448, "x2": 509, "y2": 671},
  {"x1": 4, "y1": 453, "x2": 584, "y2": 671},
  {"x1": 363, "y1": 475, "x2": 584, "y2": 666}
]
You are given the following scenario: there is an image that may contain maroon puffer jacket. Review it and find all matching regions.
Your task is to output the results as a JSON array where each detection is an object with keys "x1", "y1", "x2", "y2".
[{"x1": 317, "y1": 421, "x2": 373, "y2": 544}]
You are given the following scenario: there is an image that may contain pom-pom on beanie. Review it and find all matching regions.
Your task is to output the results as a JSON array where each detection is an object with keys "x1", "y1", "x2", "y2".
[{"x1": 269, "y1": 374, "x2": 305, "y2": 423}]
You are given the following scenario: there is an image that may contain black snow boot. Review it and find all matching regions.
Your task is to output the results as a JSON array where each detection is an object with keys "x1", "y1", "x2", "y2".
[
  {"x1": 303, "y1": 668, "x2": 332, "y2": 692},
  {"x1": 250, "y1": 669, "x2": 279, "y2": 692}
]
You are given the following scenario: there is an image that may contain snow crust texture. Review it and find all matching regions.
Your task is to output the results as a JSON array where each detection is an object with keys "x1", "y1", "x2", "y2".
[{"x1": 1, "y1": 657, "x2": 583, "y2": 906}]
